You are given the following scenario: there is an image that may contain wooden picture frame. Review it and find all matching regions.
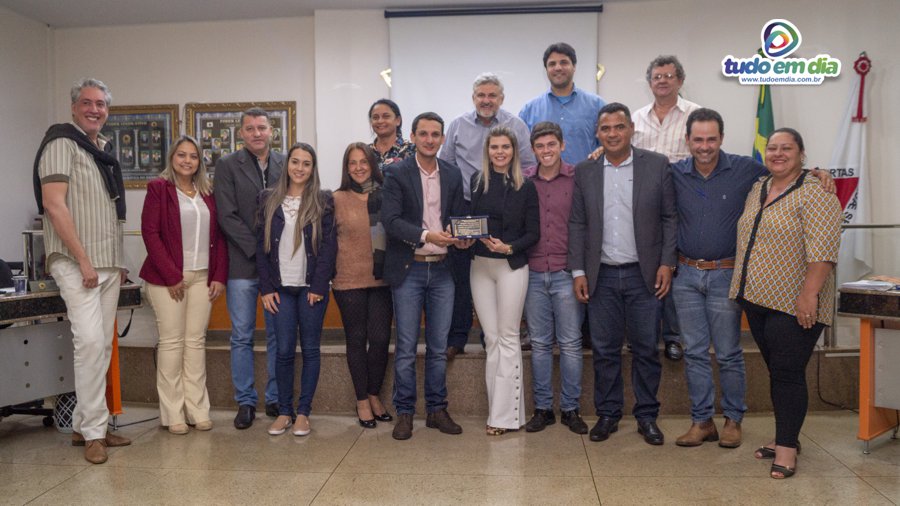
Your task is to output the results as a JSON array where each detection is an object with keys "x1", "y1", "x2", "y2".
[
  {"x1": 184, "y1": 101, "x2": 296, "y2": 177},
  {"x1": 101, "y1": 104, "x2": 180, "y2": 189}
]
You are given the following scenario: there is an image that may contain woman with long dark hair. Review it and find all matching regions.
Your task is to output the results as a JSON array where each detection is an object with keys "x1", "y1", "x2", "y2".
[
  {"x1": 333, "y1": 142, "x2": 394, "y2": 428},
  {"x1": 257, "y1": 143, "x2": 336, "y2": 437}
]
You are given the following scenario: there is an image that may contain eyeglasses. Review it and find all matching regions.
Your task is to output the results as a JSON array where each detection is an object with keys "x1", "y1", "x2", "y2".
[{"x1": 651, "y1": 73, "x2": 677, "y2": 81}]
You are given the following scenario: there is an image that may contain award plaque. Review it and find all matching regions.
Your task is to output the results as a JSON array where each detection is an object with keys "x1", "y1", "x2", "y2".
[{"x1": 450, "y1": 215, "x2": 489, "y2": 239}]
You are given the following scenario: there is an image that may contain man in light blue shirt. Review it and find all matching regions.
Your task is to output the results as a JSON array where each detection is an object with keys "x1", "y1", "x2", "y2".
[
  {"x1": 519, "y1": 42, "x2": 606, "y2": 165},
  {"x1": 441, "y1": 72, "x2": 536, "y2": 200},
  {"x1": 440, "y1": 72, "x2": 535, "y2": 358}
]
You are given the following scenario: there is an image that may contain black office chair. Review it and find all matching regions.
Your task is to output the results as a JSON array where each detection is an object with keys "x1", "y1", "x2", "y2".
[{"x1": 0, "y1": 259, "x2": 13, "y2": 288}]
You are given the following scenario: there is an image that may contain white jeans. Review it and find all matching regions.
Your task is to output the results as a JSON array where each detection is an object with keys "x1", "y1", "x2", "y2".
[
  {"x1": 145, "y1": 270, "x2": 212, "y2": 426},
  {"x1": 50, "y1": 257, "x2": 121, "y2": 440},
  {"x1": 471, "y1": 256, "x2": 528, "y2": 429}
]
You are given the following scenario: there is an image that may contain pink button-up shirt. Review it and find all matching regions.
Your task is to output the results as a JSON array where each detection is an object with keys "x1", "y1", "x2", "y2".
[{"x1": 415, "y1": 157, "x2": 447, "y2": 255}]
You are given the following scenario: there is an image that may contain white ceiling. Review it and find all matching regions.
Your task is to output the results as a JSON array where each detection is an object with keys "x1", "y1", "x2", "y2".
[{"x1": 0, "y1": 0, "x2": 604, "y2": 28}]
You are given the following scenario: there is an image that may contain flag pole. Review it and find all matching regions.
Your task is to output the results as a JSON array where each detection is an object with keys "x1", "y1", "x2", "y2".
[{"x1": 853, "y1": 52, "x2": 871, "y2": 122}]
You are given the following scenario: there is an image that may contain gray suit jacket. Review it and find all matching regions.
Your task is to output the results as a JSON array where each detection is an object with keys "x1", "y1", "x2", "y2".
[
  {"x1": 214, "y1": 148, "x2": 284, "y2": 279},
  {"x1": 567, "y1": 146, "x2": 677, "y2": 295}
]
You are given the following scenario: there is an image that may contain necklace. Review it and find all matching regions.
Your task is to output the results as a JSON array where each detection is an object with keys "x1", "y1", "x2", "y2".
[{"x1": 177, "y1": 183, "x2": 197, "y2": 197}]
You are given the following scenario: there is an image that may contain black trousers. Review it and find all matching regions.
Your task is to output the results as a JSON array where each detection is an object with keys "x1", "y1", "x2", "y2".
[
  {"x1": 739, "y1": 299, "x2": 824, "y2": 448},
  {"x1": 333, "y1": 286, "x2": 393, "y2": 401}
]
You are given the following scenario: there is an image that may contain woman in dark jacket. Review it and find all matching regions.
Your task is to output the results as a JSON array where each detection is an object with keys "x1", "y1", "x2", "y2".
[
  {"x1": 256, "y1": 142, "x2": 336, "y2": 437},
  {"x1": 469, "y1": 126, "x2": 540, "y2": 435},
  {"x1": 140, "y1": 135, "x2": 227, "y2": 435}
]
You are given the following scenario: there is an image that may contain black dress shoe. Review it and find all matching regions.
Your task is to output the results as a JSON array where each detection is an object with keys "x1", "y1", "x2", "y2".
[
  {"x1": 358, "y1": 418, "x2": 377, "y2": 429},
  {"x1": 265, "y1": 402, "x2": 279, "y2": 418},
  {"x1": 664, "y1": 341, "x2": 683, "y2": 361},
  {"x1": 637, "y1": 420, "x2": 665, "y2": 445},
  {"x1": 561, "y1": 410, "x2": 589, "y2": 435},
  {"x1": 233, "y1": 405, "x2": 256, "y2": 430},
  {"x1": 525, "y1": 409, "x2": 556, "y2": 433},
  {"x1": 589, "y1": 416, "x2": 619, "y2": 442},
  {"x1": 374, "y1": 411, "x2": 393, "y2": 422},
  {"x1": 520, "y1": 335, "x2": 532, "y2": 352}
]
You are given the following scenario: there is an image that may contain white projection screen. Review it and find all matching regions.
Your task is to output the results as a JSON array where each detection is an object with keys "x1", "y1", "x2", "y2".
[{"x1": 388, "y1": 11, "x2": 600, "y2": 137}]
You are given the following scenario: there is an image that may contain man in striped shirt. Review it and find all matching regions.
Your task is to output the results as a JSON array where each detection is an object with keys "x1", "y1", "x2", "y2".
[
  {"x1": 632, "y1": 55, "x2": 701, "y2": 363},
  {"x1": 36, "y1": 78, "x2": 130, "y2": 464}
]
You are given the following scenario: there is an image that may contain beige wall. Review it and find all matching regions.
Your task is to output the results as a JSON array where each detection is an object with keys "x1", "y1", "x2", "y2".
[
  {"x1": 0, "y1": 6, "x2": 50, "y2": 261},
  {"x1": 4, "y1": 1, "x2": 899, "y2": 275},
  {"x1": 598, "y1": 0, "x2": 900, "y2": 227},
  {"x1": 51, "y1": 16, "x2": 316, "y2": 246},
  {"x1": 314, "y1": 10, "x2": 390, "y2": 182}
]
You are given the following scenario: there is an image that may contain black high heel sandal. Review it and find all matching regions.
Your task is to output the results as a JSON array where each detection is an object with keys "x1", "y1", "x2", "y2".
[
  {"x1": 374, "y1": 412, "x2": 393, "y2": 422},
  {"x1": 770, "y1": 462, "x2": 796, "y2": 479},
  {"x1": 755, "y1": 441, "x2": 801, "y2": 459}
]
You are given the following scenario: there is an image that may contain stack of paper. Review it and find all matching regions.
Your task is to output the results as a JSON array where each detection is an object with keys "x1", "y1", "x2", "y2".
[{"x1": 841, "y1": 280, "x2": 897, "y2": 291}]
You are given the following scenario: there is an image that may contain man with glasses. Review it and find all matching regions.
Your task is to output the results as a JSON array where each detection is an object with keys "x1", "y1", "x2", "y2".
[{"x1": 632, "y1": 55, "x2": 701, "y2": 362}]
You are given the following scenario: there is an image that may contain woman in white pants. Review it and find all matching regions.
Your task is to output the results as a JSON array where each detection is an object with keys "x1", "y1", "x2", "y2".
[
  {"x1": 469, "y1": 127, "x2": 540, "y2": 435},
  {"x1": 140, "y1": 136, "x2": 227, "y2": 435}
]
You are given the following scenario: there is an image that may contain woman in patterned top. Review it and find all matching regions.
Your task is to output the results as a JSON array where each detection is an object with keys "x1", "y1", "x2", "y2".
[
  {"x1": 368, "y1": 98, "x2": 415, "y2": 171},
  {"x1": 729, "y1": 128, "x2": 842, "y2": 479}
]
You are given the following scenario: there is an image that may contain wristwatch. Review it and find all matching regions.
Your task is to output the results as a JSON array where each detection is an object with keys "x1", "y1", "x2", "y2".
[{"x1": 506, "y1": 245, "x2": 514, "y2": 255}]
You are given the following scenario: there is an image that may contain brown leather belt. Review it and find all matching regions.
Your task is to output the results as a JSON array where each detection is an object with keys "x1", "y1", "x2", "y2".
[
  {"x1": 413, "y1": 254, "x2": 447, "y2": 263},
  {"x1": 678, "y1": 254, "x2": 735, "y2": 270}
]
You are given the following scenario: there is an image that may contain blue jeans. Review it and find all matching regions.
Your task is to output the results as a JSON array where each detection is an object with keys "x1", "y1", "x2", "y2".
[
  {"x1": 391, "y1": 260, "x2": 454, "y2": 415},
  {"x1": 273, "y1": 286, "x2": 328, "y2": 417},
  {"x1": 227, "y1": 278, "x2": 277, "y2": 407},
  {"x1": 525, "y1": 270, "x2": 585, "y2": 412},
  {"x1": 672, "y1": 265, "x2": 747, "y2": 422},
  {"x1": 589, "y1": 264, "x2": 662, "y2": 422}
]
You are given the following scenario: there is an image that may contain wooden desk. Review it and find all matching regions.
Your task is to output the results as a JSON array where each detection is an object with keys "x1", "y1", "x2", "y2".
[{"x1": 838, "y1": 288, "x2": 900, "y2": 453}]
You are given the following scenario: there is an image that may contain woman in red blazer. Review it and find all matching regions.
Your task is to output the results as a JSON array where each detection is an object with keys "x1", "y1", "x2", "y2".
[{"x1": 140, "y1": 135, "x2": 228, "y2": 435}]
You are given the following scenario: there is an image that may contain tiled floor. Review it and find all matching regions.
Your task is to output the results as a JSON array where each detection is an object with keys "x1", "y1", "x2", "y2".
[{"x1": 1, "y1": 405, "x2": 898, "y2": 505}]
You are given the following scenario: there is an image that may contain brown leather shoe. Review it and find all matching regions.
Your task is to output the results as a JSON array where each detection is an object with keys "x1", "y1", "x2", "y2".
[
  {"x1": 675, "y1": 419, "x2": 719, "y2": 447},
  {"x1": 392, "y1": 413, "x2": 414, "y2": 440},
  {"x1": 72, "y1": 431, "x2": 132, "y2": 447},
  {"x1": 425, "y1": 409, "x2": 463, "y2": 434},
  {"x1": 719, "y1": 417, "x2": 742, "y2": 448},
  {"x1": 84, "y1": 439, "x2": 108, "y2": 464}
]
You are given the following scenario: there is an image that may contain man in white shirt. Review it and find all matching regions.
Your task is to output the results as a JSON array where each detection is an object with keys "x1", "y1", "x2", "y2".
[{"x1": 632, "y1": 55, "x2": 701, "y2": 362}]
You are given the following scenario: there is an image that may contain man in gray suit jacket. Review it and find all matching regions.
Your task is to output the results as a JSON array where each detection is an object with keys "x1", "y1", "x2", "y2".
[
  {"x1": 568, "y1": 103, "x2": 677, "y2": 446},
  {"x1": 214, "y1": 108, "x2": 284, "y2": 429}
]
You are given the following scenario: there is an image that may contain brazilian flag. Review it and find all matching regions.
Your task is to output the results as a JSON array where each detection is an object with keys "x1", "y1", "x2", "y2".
[{"x1": 752, "y1": 85, "x2": 773, "y2": 163}]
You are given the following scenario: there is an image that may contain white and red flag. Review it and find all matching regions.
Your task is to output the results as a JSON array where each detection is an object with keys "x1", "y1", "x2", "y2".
[{"x1": 830, "y1": 53, "x2": 873, "y2": 284}]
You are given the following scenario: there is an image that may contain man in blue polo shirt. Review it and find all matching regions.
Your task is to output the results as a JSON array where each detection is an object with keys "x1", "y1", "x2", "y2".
[
  {"x1": 671, "y1": 108, "x2": 832, "y2": 449},
  {"x1": 519, "y1": 42, "x2": 606, "y2": 165}
]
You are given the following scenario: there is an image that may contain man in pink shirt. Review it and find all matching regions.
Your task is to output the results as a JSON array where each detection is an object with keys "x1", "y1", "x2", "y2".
[{"x1": 381, "y1": 112, "x2": 473, "y2": 441}]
